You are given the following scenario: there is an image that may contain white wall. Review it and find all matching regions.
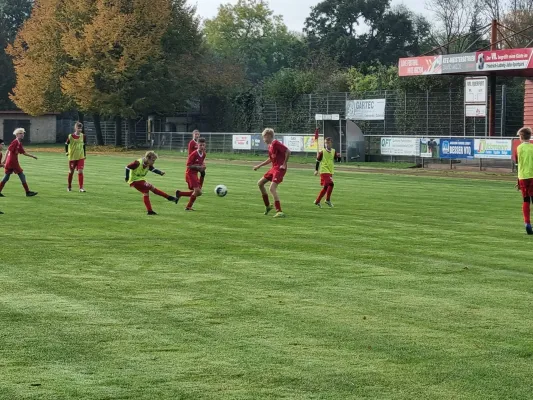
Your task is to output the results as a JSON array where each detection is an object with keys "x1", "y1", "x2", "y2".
[{"x1": 0, "y1": 114, "x2": 57, "y2": 143}]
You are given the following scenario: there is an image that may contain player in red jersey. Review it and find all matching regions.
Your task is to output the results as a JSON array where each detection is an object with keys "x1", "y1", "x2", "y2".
[
  {"x1": 0, "y1": 128, "x2": 38, "y2": 197},
  {"x1": 125, "y1": 151, "x2": 178, "y2": 215},
  {"x1": 188, "y1": 129, "x2": 205, "y2": 187},
  {"x1": 175, "y1": 137, "x2": 206, "y2": 211},
  {"x1": 253, "y1": 128, "x2": 290, "y2": 218},
  {"x1": 0, "y1": 139, "x2": 3, "y2": 213}
]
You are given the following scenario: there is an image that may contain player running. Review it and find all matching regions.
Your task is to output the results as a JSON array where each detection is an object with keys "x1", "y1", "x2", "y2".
[
  {"x1": 516, "y1": 127, "x2": 533, "y2": 234},
  {"x1": 175, "y1": 137, "x2": 207, "y2": 211},
  {"x1": 314, "y1": 137, "x2": 339, "y2": 208},
  {"x1": 188, "y1": 129, "x2": 205, "y2": 187}
]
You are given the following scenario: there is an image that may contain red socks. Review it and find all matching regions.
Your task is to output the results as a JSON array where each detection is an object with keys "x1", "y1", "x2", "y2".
[
  {"x1": 326, "y1": 185, "x2": 334, "y2": 201},
  {"x1": 523, "y1": 201, "x2": 531, "y2": 224},
  {"x1": 143, "y1": 195, "x2": 152, "y2": 212},
  {"x1": 262, "y1": 194, "x2": 270, "y2": 207},
  {"x1": 316, "y1": 188, "x2": 327, "y2": 203},
  {"x1": 275, "y1": 201, "x2": 281, "y2": 212},
  {"x1": 78, "y1": 173, "x2": 84, "y2": 189},
  {"x1": 187, "y1": 195, "x2": 197, "y2": 209},
  {"x1": 68, "y1": 173, "x2": 73, "y2": 188},
  {"x1": 22, "y1": 182, "x2": 29, "y2": 192},
  {"x1": 151, "y1": 188, "x2": 169, "y2": 198}
]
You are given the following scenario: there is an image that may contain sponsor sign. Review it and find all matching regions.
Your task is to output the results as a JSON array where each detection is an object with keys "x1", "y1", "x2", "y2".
[
  {"x1": 398, "y1": 56, "x2": 442, "y2": 76},
  {"x1": 303, "y1": 136, "x2": 325, "y2": 152},
  {"x1": 346, "y1": 99, "x2": 386, "y2": 121},
  {"x1": 474, "y1": 139, "x2": 512, "y2": 159},
  {"x1": 465, "y1": 77, "x2": 488, "y2": 104},
  {"x1": 381, "y1": 137, "x2": 420, "y2": 156},
  {"x1": 439, "y1": 139, "x2": 474, "y2": 159},
  {"x1": 420, "y1": 138, "x2": 440, "y2": 158},
  {"x1": 251, "y1": 134, "x2": 267, "y2": 150},
  {"x1": 283, "y1": 136, "x2": 304, "y2": 152},
  {"x1": 232, "y1": 135, "x2": 251, "y2": 150},
  {"x1": 315, "y1": 114, "x2": 340, "y2": 121},
  {"x1": 465, "y1": 104, "x2": 487, "y2": 117},
  {"x1": 442, "y1": 53, "x2": 477, "y2": 73},
  {"x1": 476, "y1": 48, "x2": 533, "y2": 72}
]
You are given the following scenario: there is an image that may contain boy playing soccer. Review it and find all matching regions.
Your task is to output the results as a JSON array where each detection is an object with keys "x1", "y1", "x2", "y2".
[
  {"x1": 516, "y1": 127, "x2": 533, "y2": 234},
  {"x1": 253, "y1": 128, "x2": 290, "y2": 218},
  {"x1": 125, "y1": 151, "x2": 178, "y2": 215},
  {"x1": 176, "y1": 137, "x2": 207, "y2": 211},
  {"x1": 314, "y1": 137, "x2": 339, "y2": 208},
  {"x1": 0, "y1": 128, "x2": 38, "y2": 197},
  {"x1": 188, "y1": 129, "x2": 205, "y2": 187},
  {"x1": 65, "y1": 122, "x2": 87, "y2": 192},
  {"x1": 0, "y1": 139, "x2": 3, "y2": 213}
]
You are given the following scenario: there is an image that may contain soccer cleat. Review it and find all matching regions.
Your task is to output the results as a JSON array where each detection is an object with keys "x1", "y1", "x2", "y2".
[
  {"x1": 79, "y1": 188, "x2": 86, "y2": 193},
  {"x1": 185, "y1": 207, "x2": 195, "y2": 211},
  {"x1": 0, "y1": 210, "x2": 3, "y2": 214},
  {"x1": 0, "y1": 193, "x2": 4, "y2": 197},
  {"x1": 174, "y1": 190, "x2": 181, "y2": 204},
  {"x1": 168, "y1": 196, "x2": 177, "y2": 203},
  {"x1": 273, "y1": 211, "x2": 286, "y2": 218},
  {"x1": 147, "y1": 210, "x2": 158, "y2": 215},
  {"x1": 26, "y1": 191, "x2": 38, "y2": 197},
  {"x1": 67, "y1": 187, "x2": 72, "y2": 192},
  {"x1": 264, "y1": 205, "x2": 273, "y2": 215},
  {"x1": 526, "y1": 224, "x2": 533, "y2": 235},
  {"x1": 314, "y1": 201, "x2": 322, "y2": 208},
  {"x1": 325, "y1": 200, "x2": 334, "y2": 208}
]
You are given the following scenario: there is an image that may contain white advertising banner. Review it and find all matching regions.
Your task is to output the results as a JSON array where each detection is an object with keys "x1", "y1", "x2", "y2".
[
  {"x1": 283, "y1": 136, "x2": 304, "y2": 152},
  {"x1": 465, "y1": 104, "x2": 487, "y2": 117},
  {"x1": 464, "y1": 77, "x2": 488, "y2": 104},
  {"x1": 232, "y1": 135, "x2": 251, "y2": 150},
  {"x1": 473, "y1": 139, "x2": 512, "y2": 159},
  {"x1": 346, "y1": 99, "x2": 386, "y2": 120},
  {"x1": 381, "y1": 137, "x2": 420, "y2": 156}
]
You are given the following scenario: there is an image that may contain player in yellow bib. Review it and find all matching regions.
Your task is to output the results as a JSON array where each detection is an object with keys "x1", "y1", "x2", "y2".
[
  {"x1": 516, "y1": 127, "x2": 533, "y2": 234},
  {"x1": 65, "y1": 122, "x2": 87, "y2": 192},
  {"x1": 314, "y1": 137, "x2": 339, "y2": 208}
]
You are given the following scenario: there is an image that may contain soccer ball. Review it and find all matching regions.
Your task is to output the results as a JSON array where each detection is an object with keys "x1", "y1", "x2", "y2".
[{"x1": 215, "y1": 184, "x2": 228, "y2": 197}]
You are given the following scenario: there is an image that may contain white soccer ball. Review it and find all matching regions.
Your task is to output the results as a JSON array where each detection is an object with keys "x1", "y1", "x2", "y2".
[{"x1": 215, "y1": 184, "x2": 228, "y2": 197}]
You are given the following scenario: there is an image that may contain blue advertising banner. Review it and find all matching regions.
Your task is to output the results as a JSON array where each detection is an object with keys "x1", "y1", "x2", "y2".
[{"x1": 439, "y1": 139, "x2": 474, "y2": 159}]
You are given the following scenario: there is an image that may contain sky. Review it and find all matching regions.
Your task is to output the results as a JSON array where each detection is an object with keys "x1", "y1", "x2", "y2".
[{"x1": 193, "y1": 0, "x2": 433, "y2": 32}]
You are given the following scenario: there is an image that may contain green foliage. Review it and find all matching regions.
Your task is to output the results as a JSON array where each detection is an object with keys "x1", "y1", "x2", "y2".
[
  {"x1": 204, "y1": 0, "x2": 303, "y2": 81},
  {"x1": 347, "y1": 64, "x2": 398, "y2": 93}
]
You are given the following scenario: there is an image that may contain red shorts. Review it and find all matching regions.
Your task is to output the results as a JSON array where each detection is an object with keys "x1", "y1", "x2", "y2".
[
  {"x1": 69, "y1": 159, "x2": 85, "y2": 171},
  {"x1": 186, "y1": 173, "x2": 200, "y2": 190},
  {"x1": 5, "y1": 163, "x2": 22, "y2": 174},
  {"x1": 519, "y1": 179, "x2": 533, "y2": 197},
  {"x1": 130, "y1": 180, "x2": 153, "y2": 194},
  {"x1": 320, "y1": 173, "x2": 333, "y2": 186},
  {"x1": 264, "y1": 167, "x2": 286, "y2": 184}
]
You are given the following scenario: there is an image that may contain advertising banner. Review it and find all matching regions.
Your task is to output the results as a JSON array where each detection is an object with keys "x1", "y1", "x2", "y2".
[
  {"x1": 476, "y1": 48, "x2": 533, "y2": 72},
  {"x1": 251, "y1": 134, "x2": 267, "y2": 150},
  {"x1": 283, "y1": 136, "x2": 304, "y2": 152},
  {"x1": 465, "y1": 104, "x2": 487, "y2": 117},
  {"x1": 474, "y1": 139, "x2": 512, "y2": 159},
  {"x1": 346, "y1": 99, "x2": 386, "y2": 120},
  {"x1": 465, "y1": 77, "x2": 488, "y2": 104},
  {"x1": 442, "y1": 53, "x2": 477, "y2": 73},
  {"x1": 420, "y1": 138, "x2": 440, "y2": 158},
  {"x1": 232, "y1": 135, "x2": 251, "y2": 150},
  {"x1": 398, "y1": 56, "x2": 442, "y2": 76},
  {"x1": 381, "y1": 137, "x2": 420, "y2": 156},
  {"x1": 439, "y1": 139, "x2": 474, "y2": 159}
]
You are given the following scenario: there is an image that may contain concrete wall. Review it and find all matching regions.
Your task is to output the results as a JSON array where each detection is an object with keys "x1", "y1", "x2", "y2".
[{"x1": 1, "y1": 114, "x2": 57, "y2": 143}]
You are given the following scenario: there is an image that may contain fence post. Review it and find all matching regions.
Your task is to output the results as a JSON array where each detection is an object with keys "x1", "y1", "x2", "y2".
[
  {"x1": 449, "y1": 86, "x2": 452, "y2": 136},
  {"x1": 426, "y1": 90, "x2": 429, "y2": 134}
]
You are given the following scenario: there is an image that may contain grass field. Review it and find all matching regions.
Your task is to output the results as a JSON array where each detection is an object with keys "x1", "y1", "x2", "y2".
[{"x1": 1, "y1": 151, "x2": 532, "y2": 400}]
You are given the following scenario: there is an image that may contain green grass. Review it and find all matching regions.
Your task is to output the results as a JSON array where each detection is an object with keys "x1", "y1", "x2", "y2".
[{"x1": 0, "y1": 151, "x2": 532, "y2": 399}]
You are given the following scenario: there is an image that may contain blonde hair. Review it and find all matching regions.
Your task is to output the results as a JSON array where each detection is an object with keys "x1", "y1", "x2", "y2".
[
  {"x1": 144, "y1": 151, "x2": 158, "y2": 160},
  {"x1": 13, "y1": 128, "x2": 25, "y2": 136},
  {"x1": 518, "y1": 127, "x2": 532, "y2": 140},
  {"x1": 262, "y1": 128, "x2": 275, "y2": 137}
]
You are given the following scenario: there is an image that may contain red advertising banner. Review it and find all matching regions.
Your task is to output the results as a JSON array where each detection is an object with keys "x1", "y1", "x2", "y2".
[
  {"x1": 398, "y1": 56, "x2": 442, "y2": 76},
  {"x1": 476, "y1": 48, "x2": 533, "y2": 72}
]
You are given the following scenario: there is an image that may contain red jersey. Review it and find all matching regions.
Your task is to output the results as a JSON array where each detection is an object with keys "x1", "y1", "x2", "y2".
[
  {"x1": 268, "y1": 139, "x2": 288, "y2": 168},
  {"x1": 6, "y1": 139, "x2": 25, "y2": 167},
  {"x1": 0, "y1": 151, "x2": 2, "y2": 166},
  {"x1": 188, "y1": 139, "x2": 198, "y2": 155},
  {"x1": 186, "y1": 150, "x2": 206, "y2": 175}
]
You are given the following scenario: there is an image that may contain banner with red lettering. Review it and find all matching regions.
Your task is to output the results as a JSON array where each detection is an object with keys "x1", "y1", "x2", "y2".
[{"x1": 398, "y1": 56, "x2": 442, "y2": 76}]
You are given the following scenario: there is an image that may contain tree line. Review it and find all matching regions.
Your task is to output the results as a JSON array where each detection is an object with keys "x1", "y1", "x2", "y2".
[{"x1": 0, "y1": 0, "x2": 532, "y2": 139}]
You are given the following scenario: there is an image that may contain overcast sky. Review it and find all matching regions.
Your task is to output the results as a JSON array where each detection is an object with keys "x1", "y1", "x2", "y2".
[{"x1": 193, "y1": 0, "x2": 433, "y2": 32}]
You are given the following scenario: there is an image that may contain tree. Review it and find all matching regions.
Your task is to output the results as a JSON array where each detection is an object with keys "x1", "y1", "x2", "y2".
[
  {"x1": 204, "y1": 0, "x2": 303, "y2": 81},
  {"x1": 0, "y1": 0, "x2": 33, "y2": 109},
  {"x1": 304, "y1": 0, "x2": 430, "y2": 66}
]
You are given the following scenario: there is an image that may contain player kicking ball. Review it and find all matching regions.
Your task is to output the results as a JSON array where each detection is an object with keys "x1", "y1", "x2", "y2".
[
  {"x1": 125, "y1": 151, "x2": 178, "y2": 215},
  {"x1": 253, "y1": 128, "x2": 290, "y2": 218}
]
